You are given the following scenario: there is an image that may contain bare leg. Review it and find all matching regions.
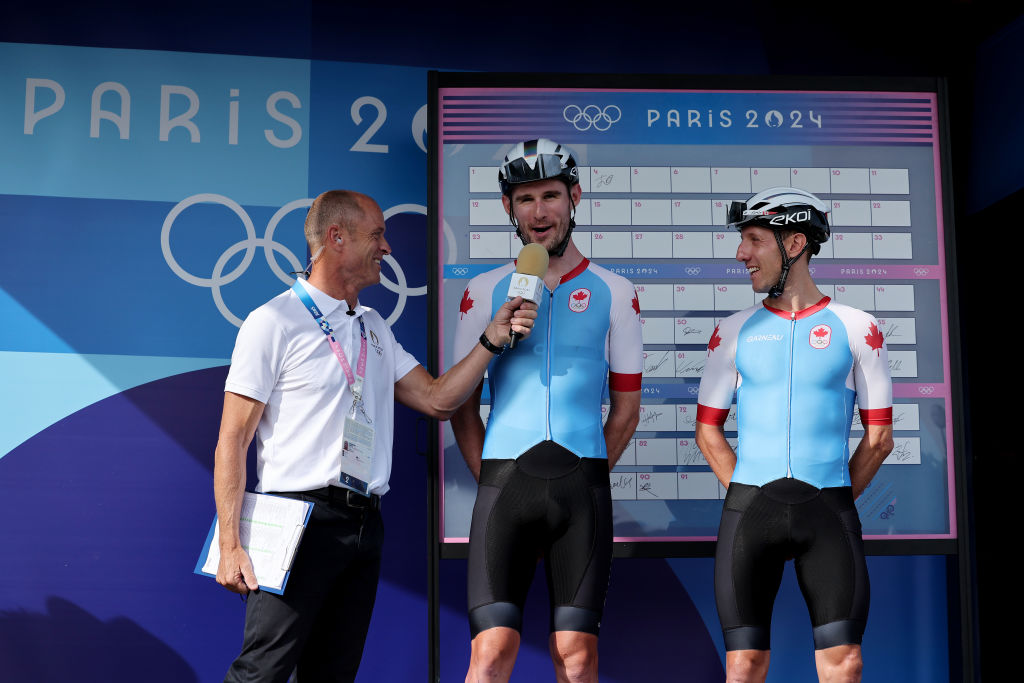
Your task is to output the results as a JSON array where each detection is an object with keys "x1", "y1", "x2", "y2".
[
  {"x1": 548, "y1": 631, "x2": 599, "y2": 683},
  {"x1": 814, "y1": 644, "x2": 862, "y2": 683},
  {"x1": 466, "y1": 627, "x2": 520, "y2": 683},
  {"x1": 725, "y1": 649, "x2": 771, "y2": 683}
]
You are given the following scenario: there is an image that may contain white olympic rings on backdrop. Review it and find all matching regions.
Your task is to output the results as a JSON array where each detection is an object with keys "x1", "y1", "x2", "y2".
[
  {"x1": 162, "y1": 194, "x2": 427, "y2": 328},
  {"x1": 685, "y1": 267, "x2": 702, "y2": 276},
  {"x1": 563, "y1": 104, "x2": 622, "y2": 131},
  {"x1": 918, "y1": 386, "x2": 935, "y2": 395},
  {"x1": 913, "y1": 267, "x2": 929, "y2": 277}
]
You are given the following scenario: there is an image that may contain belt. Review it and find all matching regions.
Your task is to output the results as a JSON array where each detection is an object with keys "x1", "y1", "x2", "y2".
[{"x1": 308, "y1": 486, "x2": 382, "y2": 511}]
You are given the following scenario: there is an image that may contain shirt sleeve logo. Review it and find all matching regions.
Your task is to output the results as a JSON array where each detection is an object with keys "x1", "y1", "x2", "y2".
[
  {"x1": 865, "y1": 322, "x2": 885, "y2": 355},
  {"x1": 459, "y1": 288, "x2": 474, "y2": 319},
  {"x1": 707, "y1": 325, "x2": 722, "y2": 355},
  {"x1": 568, "y1": 288, "x2": 591, "y2": 312},
  {"x1": 809, "y1": 324, "x2": 832, "y2": 349},
  {"x1": 631, "y1": 289, "x2": 641, "y2": 316}
]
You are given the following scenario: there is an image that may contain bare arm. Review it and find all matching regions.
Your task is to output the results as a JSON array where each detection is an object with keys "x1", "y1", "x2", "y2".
[
  {"x1": 849, "y1": 423, "x2": 894, "y2": 498},
  {"x1": 213, "y1": 391, "x2": 265, "y2": 594},
  {"x1": 605, "y1": 389, "x2": 641, "y2": 469},
  {"x1": 449, "y1": 380, "x2": 486, "y2": 481},
  {"x1": 695, "y1": 421, "x2": 737, "y2": 488},
  {"x1": 395, "y1": 298, "x2": 535, "y2": 419}
]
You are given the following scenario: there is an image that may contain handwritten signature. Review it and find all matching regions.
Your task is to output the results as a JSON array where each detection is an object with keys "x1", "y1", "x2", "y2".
[{"x1": 640, "y1": 410, "x2": 665, "y2": 426}]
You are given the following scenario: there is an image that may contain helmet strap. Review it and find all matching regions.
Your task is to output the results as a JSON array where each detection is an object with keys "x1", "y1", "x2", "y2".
[{"x1": 768, "y1": 230, "x2": 810, "y2": 298}]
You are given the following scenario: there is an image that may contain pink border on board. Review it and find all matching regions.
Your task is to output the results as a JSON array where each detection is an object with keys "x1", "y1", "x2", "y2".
[{"x1": 437, "y1": 88, "x2": 956, "y2": 543}]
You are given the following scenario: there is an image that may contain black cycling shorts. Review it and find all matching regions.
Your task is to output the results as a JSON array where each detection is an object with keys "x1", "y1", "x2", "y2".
[
  {"x1": 715, "y1": 478, "x2": 870, "y2": 651},
  {"x1": 466, "y1": 441, "x2": 612, "y2": 638}
]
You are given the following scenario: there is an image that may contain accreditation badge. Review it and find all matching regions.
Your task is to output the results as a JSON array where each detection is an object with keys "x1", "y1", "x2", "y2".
[{"x1": 337, "y1": 416, "x2": 375, "y2": 495}]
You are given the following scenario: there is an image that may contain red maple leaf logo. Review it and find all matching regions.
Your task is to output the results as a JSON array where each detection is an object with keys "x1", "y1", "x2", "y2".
[
  {"x1": 864, "y1": 322, "x2": 884, "y2": 355},
  {"x1": 459, "y1": 288, "x2": 474, "y2": 319},
  {"x1": 573, "y1": 290, "x2": 588, "y2": 301},
  {"x1": 631, "y1": 290, "x2": 641, "y2": 316},
  {"x1": 813, "y1": 326, "x2": 828, "y2": 338},
  {"x1": 707, "y1": 325, "x2": 722, "y2": 355}
]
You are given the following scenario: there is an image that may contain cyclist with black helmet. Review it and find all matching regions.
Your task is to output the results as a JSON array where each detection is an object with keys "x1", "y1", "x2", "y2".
[
  {"x1": 451, "y1": 139, "x2": 643, "y2": 683},
  {"x1": 696, "y1": 187, "x2": 894, "y2": 683}
]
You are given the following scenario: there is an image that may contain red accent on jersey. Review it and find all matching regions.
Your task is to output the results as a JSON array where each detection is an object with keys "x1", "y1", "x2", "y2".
[
  {"x1": 763, "y1": 296, "x2": 831, "y2": 320},
  {"x1": 459, "y1": 288, "x2": 474, "y2": 319},
  {"x1": 559, "y1": 258, "x2": 590, "y2": 284},
  {"x1": 859, "y1": 407, "x2": 893, "y2": 425},
  {"x1": 707, "y1": 325, "x2": 722, "y2": 354},
  {"x1": 631, "y1": 290, "x2": 641, "y2": 316},
  {"x1": 696, "y1": 403, "x2": 730, "y2": 426},
  {"x1": 865, "y1": 322, "x2": 884, "y2": 355},
  {"x1": 609, "y1": 371, "x2": 642, "y2": 392}
]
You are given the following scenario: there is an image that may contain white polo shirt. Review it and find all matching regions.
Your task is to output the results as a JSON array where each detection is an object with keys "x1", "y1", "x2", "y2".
[{"x1": 225, "y1": 278, "x2": 419, "y2": 495}]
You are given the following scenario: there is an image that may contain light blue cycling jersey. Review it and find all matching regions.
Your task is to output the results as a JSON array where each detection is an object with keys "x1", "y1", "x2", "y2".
[
  {"x1": 696, "y1": 296, "x2": 892, "y2": 489},
  {"x1": 454, "y1": 258, "x2": 642, "y2": 461}
]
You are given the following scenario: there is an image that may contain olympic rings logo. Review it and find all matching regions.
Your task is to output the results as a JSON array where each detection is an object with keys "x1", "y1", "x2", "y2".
[
  {"x1": 161, "y1": 194, "x2": 426, "y2": 328},
  {"x1": 685, "y1": 267, "x2": 702, "y2": 276},
  {"x1": 450, "y1": 266, "x2": 470, "y2": 276},
  {"x1": 563, "y1": 104, "x2": 621, "y2": 132},
  {"x1": 918, "y1": 386, "x2": 935, "y2": 395},
  {"x1": 687, "y1": 386, "x2": 699, "y2": 396},
  {"x1": 913, "y1": 267, "x2": 929, "y2": 277}
]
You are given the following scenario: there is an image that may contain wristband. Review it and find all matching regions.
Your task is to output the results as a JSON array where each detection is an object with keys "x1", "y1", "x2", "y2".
[{"x1": 479, "y1": 332, "x2": 505, "y2": 355}]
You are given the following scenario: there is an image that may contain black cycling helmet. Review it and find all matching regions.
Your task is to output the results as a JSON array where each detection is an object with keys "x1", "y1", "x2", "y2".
[
  {"x1": 726, "y1": 187, "x2": 831, "y2": 297},
  {"x1": 499, "y1": 139, "x2": 580, "y2": 257}
]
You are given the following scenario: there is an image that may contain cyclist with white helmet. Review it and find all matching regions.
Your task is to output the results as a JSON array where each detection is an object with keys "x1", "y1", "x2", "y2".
[
  {"x1": 696, "y1": 187, "x2": 894, "y2": 682},
  {"x1": 451, "y1": 139, "x2": 643, "y2": 683}
]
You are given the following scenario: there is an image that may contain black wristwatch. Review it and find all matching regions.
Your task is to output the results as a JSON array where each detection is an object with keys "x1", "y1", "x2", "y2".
[{"x1": 478, "y1": 332, "x2": 505, "y2": 355}]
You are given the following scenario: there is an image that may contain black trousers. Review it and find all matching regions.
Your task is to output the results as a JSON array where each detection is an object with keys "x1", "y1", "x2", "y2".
[{"x1": 224, "y1": 488, "x2": 384, "y2": 683}]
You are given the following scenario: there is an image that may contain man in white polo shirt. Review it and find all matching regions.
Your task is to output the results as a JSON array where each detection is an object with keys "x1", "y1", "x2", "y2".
[{"x1": 214, "y1": 189, "x2": 536, "y2": 682}]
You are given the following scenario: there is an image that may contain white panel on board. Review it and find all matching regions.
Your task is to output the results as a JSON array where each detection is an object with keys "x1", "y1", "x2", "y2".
[
  {"x1": 479, "y1": 405, "x2": 490, "y2": 425},
  {"x1": 830, "y1": 200, "x2": 871, "y2": 227},
  {"x1": 636, "y1": 472, "x2": 678, "y2": 500},
  {"x1": 870, "y1": 200, "x2": 912, "y2": 226},
  {"x1": 712, "y1": 231, "x2": 740, "y2": 258},
  {"x1": 832, "y1": 232, "x2": 873, "y2": 259},
  {"x1": 469, "y1": 167, "x2": 499, "y2": 193},
  {"x1": 815, "y1": 239, "x2": 835, "y2": 259},
  {"x1": 609, "y1": 472, "x2": 637, "y2": 500},
  {"x1": 589, "y1": 167, "x2": 631, "y2": 193},
  {"x1": 750, "y1": 167, "x2": 790, "y2": 191},
  {"x1": 672, "y1": 200, "x2": 713, "y2": 226},
  {"x1": 632, "y1": 231, "x2": 672, "y2": 258},
  {"x1": 469, "y1": 198, "x2": 508, "y2": 225},
  {"x1": 677, "y1": 472, "x2": 721, "y2": 500},
  {"x1": 637, "y1": 404, "x2": 675, "y2": 431},
  {"x1": 714, "y1": 283, "x2": 756, "y2": 312},
  {"x1": 883, "y1": 437, "x2": 921, "y2": 465},
  {"x1": 577, "y1": 167, "x2": 591, "y2": 193},
  {"x1": 876, "y1": 317, "x2": 917, "y2": 345},
  {"x1": 616, "y1": 439, "x2": 637, "y2": 466},
  {"x1": 676, "y1": 438, "x2": 705, "y2": 466},
  {"x1": 590, "y1": 230, "x2": 631, "y2": 258},
  {"x1": 675, "y1": 317, "x2": 716, "y2": 345},
  {"x1": 469, "y1": 231, "x2": 510, "y2": 259},
  {"x1": 671, "y1": 166, "x2": 711, "y2": 193},
  {"x1": 887, "y1": 351, "x2": 918, "y2": 378},
  {"x1": 790, "y1": 167, "x2": 830, "y2": 194},
  {"x1": 828, "y1": 168, "x2": 870, "y2": 194},
  {"x1": 711, "y1": 198, "x2": 731, "y2": 226},
  {"x1": 640, "y1": 316, "x2": 674, "y2": 344},
  {"x1": 510, "y1": 233, "x2": 522, "y2": 259},
  {"x1": 642, "y1": 350, "x2": 674, "y2": 378},
  {"x1": 674, "y1": 283, "x2": 715, "y2": 311},
  {"x1": 872, "y1": 233, "x2": 913, "y2": 259},
  {"x1": 672, "y1": 231, "x2": 714, "y2": 258},
  {"x1": 631, "y1": 167, "x2": 672, "y2": 192},
  {"x1": 571, "y1": 231, "x2": 591, "y2": 258},
  {"x1": 874, "y1": 284, "x2": 915, "y2": 311},
  {"x1": 575, "y1": 199, "x2": 592, "y2": 225},
  {"x1": 674, "y1": 350, "x2": 706, "y2": 378},
  {"x1": 632, "y1": 200, "x2": 672, "y2": 226},
  {"x1": 635, "y1": 438, "x2": 677, "y2": 466},
  {"x1": 711, "y1": 167, "x2": 751, "y2": 193},
  {"x1": 591, "y1": 199, "x2": 632, "y2": 225},
  {"x1": 870, "y1": 168, "x2": 910, "y2": 194},
  {"x1": 635, "y1": 283, "x2": 674, "y2": 310},
  {"x1": 833, "y1": 284, "x2": 875, "y2": 311}
]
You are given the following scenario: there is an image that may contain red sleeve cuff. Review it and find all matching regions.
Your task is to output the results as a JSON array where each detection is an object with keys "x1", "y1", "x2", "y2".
[
  {"x1": 859, "y1": 407, "x2": 893, "y2": 425},
  {"x1": 696, "y1": 404, "x2": 729, "y2": 426},
  {"x1": 609, "y1": 372, "x2": 642, "y2": 392}
]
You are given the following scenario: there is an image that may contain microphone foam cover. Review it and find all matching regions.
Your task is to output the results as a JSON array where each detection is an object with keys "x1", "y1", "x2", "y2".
[{"x1": 515, "y1": 243, "x2": 549, "y2": 278}]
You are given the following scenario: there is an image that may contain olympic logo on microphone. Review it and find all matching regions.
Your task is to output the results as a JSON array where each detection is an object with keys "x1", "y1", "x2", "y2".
[
  {"x1": 563, "y1": 105, "x2": 622, "y2": 132},
  {"x1": 161, "y1": 194, "x2": 426, "y2": 327}
]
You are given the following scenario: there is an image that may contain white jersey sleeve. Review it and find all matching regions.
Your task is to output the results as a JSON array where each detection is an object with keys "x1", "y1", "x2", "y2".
[
  {"x1": 831, "y1": 304, "x2": 893, "y2": 424},
  {"x1": 696, "y1": 307, "x2": 756, "y2": 425},
  {"x1": 452, "y1": 264, "x2": 513, "y2": 364},
  {"x1": 602, "y1": 270, "x2": 643, "y2": 391}
]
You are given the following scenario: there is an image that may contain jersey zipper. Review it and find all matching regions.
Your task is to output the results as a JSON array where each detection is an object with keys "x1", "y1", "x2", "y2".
[
  {"x1": 545, "y1": 287, "x2": 554, "y2": 440},
  {"x1": 787, "y1": 311, "x2": 796, "y2": 478}
]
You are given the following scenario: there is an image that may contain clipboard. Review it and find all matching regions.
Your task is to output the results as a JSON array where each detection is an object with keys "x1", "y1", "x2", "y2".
[{"x1": 195, "y1": 492, "x2": 313, "y2": 595}]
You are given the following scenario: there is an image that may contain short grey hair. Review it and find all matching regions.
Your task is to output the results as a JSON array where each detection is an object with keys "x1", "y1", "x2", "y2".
[{"x1": 304, "y1": 190, "x2": 369, "y2": 251}]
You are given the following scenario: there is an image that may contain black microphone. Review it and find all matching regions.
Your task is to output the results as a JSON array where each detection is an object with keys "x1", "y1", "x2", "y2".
[{"x1": 506, "y1": 243, "x2": 549, "y2": 349}]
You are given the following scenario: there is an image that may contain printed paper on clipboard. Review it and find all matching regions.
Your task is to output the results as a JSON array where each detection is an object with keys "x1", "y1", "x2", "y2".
[{"x1": 195, "y1": 492, "x2": 313, "y2": 595}]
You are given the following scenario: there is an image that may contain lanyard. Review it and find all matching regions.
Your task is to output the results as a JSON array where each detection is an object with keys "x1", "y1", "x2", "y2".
[{"x1": 292, "y1": 280, "x2": 371, "y2": 422}]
